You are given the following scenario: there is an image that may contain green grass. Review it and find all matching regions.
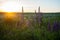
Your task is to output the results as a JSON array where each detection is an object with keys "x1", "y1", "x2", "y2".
[{"x1": 0, "y1": 13, "x2": 60, "y2": 40}]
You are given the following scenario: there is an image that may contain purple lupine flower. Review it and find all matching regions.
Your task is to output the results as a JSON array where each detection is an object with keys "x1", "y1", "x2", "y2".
[
  {"x1": 47, "y1": 22, "x2": 51, "y2": 31},
  {"x1": 33, "y1": 15, "x2": 37, "y2": 23},
  {"x1": 36, "y1": 13, "x2": 42, "y2": 24},
  {"x1": 25, "y1": 20, "x2": 31, "y2": 27},
  {"x1": 53, "y1": 21, "x2": 59, "y2": 32}
]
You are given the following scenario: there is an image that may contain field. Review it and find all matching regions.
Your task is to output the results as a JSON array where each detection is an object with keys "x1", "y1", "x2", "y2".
[{"x1": 0, "y1": 12, "x2": 60, "y2": 40}]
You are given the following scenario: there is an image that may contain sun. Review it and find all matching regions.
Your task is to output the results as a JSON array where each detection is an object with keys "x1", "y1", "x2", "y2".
[
  {"x1": 1, "y1": 1, "x2": 20, "y2": 12},
  {"x1": 4, "y1": 12, "x2": 16, "y2": 19}
]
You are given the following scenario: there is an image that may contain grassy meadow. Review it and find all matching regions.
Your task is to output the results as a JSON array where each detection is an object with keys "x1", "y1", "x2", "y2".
[{"x1": 0, "y1": 12, "x2": 60, "y2": 40}]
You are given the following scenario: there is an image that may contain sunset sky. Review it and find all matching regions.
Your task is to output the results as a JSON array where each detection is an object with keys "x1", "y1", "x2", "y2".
[{"x1": 0, "y1": 0, "x2": 60, "y2": 12}]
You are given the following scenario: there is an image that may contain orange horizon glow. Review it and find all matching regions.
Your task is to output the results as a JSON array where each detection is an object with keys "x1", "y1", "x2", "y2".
[{"x1": 4, "y1": 12, "x2": 16, "y2": 20}]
